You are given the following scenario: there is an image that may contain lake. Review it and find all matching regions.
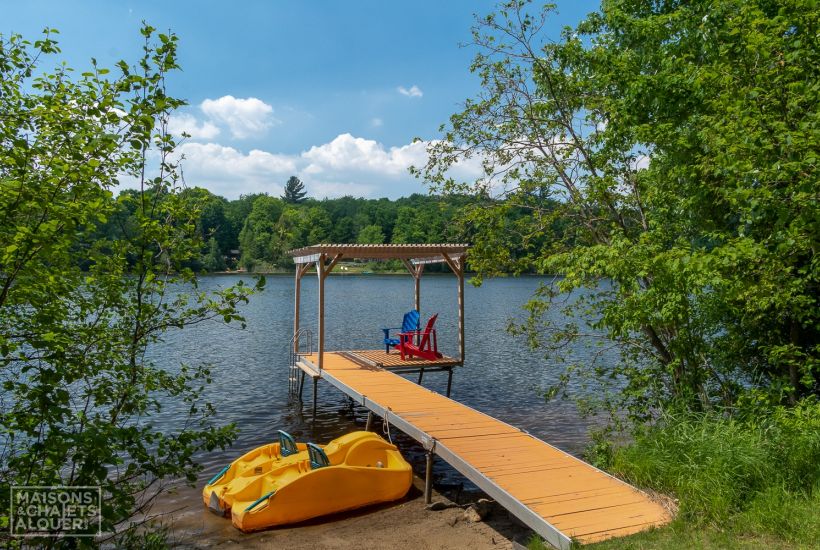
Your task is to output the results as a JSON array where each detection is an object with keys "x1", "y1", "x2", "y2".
[{"x1": 148, "y1": 274, "x2": 610, "y2": 492}]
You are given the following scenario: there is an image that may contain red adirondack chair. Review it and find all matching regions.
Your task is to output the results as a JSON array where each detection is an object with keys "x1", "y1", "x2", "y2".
[{"x1": 397, "y1": 313, "x2": 442, "y2": 361}]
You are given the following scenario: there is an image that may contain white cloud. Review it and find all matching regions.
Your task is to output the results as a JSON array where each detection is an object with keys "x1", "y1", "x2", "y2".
[
  {"x1": 370, "y1": 117, "x2": 383, "y2": 128},
  {"x1": 174, "y1": 142, "x2": 296, "y2": 197},
  {"x1": 114, "y1": 134, "x2": 486, "y2": 200},
  {"x1": 397, "y1": 85, "x2": 423, "y2": 98},
  {"x1": 301, "y1": 133, "x2": 429, "y2": 177},
  {"x1": 167, "y1": 113, "x2": 220, "y2": 140},
  {"x1": 200, "y1": 95, "x2": 277, "y2": 139},
  {"x1": 307, "y1": 179, "x2": 379, "y2": 198}
]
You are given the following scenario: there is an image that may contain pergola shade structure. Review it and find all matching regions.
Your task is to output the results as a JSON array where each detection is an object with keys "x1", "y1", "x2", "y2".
[{"x1": 288, "y1": 243, "x2": 469, "y2": 374}]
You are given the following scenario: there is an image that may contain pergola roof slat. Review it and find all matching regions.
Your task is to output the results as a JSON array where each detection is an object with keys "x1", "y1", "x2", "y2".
[{"x1": 288, "y1": 243, "x2": 469, "y2": 264}]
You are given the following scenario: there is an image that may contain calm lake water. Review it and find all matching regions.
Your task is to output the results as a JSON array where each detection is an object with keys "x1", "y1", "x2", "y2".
[{"x1": 149, "y1": 274, "x2": 609, "y2": 492}]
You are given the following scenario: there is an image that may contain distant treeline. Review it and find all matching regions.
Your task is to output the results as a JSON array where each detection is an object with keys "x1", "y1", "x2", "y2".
[{"x1": 100, "y1": 186, "x2": 560, "y2": 273}]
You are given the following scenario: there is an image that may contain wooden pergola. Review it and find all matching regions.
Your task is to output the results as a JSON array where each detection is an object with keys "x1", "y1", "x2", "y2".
[{"x1": 288, "y1": 243, "x2": 469, "y2": 401}]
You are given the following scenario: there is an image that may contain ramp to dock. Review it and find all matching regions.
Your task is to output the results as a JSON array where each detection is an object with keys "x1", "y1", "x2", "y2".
[{"x1": 300, "y1": 352, "x2": 670, "y2": 549}]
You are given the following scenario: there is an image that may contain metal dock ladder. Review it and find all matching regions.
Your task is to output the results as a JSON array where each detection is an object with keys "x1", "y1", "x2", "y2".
[{"x1": 288, "y1": 328, "x2": 323, "y2": 414}]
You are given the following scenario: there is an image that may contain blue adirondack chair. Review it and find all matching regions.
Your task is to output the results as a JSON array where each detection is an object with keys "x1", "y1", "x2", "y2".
[{"x1": 382, "y1": 310, "x2": 420, "y2": 353}]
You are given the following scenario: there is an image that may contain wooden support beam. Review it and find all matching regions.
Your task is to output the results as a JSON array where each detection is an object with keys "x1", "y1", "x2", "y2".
[
  {"x1": 316, "y1": 253, "x2": 342, "y2": 372},
  {"x1": 415, "y1": 264, "x2": 424, "y2": 314},
  {"x1": 294, "y1": 269, "x2": 301, "y2": 351},
  {"x1": 293, "y1": 263, "x2": 309, "y2": 352},
  {"x1": 442, "y1": 252, "x2": 466, "y2": 363},
  {"x1": 440, "y1": 251, "x2": 460, "y2": 276},
  {"x1": 400, "y1": 258, "x2": 416, "y2": 277},
  {"x1": 457, "y1": 259, "x2": 465, "y2": 363},
  {"x1": 324, "y1": 253, "x2": 343, "y2": 277},
  {"x1": 317, "y1": 253, "x2": 326, "y2": 371}
]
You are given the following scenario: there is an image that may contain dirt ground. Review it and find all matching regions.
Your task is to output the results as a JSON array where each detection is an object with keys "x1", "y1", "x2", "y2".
[{"x1": 158, "y1": 477, "x2": 534, "y2": 550}]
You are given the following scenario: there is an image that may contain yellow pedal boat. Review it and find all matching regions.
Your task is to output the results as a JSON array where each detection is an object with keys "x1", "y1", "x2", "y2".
[
  {"x1": 205, "y1": 431, "x2": 413, "y2": 532},
  {"x1": 203, "y1": 430, "x2": 312, "y2": 515}
]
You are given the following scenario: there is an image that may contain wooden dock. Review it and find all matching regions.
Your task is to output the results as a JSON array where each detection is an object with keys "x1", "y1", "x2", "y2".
[{"x1": 298, "y1": 352, "x2": 671, "y2": 549}]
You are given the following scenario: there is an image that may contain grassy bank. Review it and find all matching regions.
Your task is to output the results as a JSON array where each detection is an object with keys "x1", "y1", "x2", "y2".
[{"x1": 528, "y1": 401, "x2": 820, "y2": 549}]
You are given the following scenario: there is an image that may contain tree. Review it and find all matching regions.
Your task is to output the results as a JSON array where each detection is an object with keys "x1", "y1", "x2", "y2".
[
  {"x1": 305, "y1": 206, "x2": 332, "y2": 244},
  {"x1": 357, "y1": 224, "x2": 385, "y2": 244},
  {"x1": 282, "y1": 175, "x2": 307, "y2": 203},
  {"x1": 274, "y1": 206, "x2": 308, "y2": 261},
  {"x1": 0, "y1": 26, "x2": 260, "y2": 544},
  {"x1": 417, "y1": 0, "x2": 819, "y2": 418},
  {"x1": 391, "y1": 206, "x2": 426, "y2": 243},
  {"x1": 193, "y1": 190, "x2": 232, "y2": 252},
  {"x1": 224, "y1": 193, "x2": 263, "y2": 250},
  {"x1": 238, "y1": 195, "x2": 284, "y2": 268},
  {"x1": 203, "y1": 236, "x2": 226, "y2": 271},
  {"x1": 330, "y1": 215, "x2": 355, "y2": 243}
]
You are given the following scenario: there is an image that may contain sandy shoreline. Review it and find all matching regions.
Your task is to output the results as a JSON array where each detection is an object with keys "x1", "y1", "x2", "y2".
[{"x1": 155, "y1": 477, "x2": 533, "y2": 550}]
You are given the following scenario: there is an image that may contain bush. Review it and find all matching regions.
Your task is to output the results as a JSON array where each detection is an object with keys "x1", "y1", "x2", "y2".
[{"x1": 602, "y1": 400, "x2": 820, "y2": 541}]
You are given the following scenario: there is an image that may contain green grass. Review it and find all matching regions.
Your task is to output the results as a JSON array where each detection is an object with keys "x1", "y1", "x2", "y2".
[
  {"x1": 528, "y1": 400, "x2": 820, "y2": 549},
  {"x1": 584, "y1": 491, "x2": 820, "y2": 550},
  {"x1": 527, "y1": 527, "x2": 815, "y2": 550}
]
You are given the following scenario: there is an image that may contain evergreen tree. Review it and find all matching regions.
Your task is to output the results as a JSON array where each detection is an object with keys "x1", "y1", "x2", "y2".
[
  {"x1": 203, "y1": 237, "x2": 226, "y2": 271},
  {"x1": 282, "y1": 176, "x2": 307, "y2": 203}
]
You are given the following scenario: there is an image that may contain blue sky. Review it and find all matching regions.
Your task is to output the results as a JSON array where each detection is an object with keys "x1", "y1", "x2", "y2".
[{"x1": 3, "y1": 0, "x2": 598, "y2": 199}]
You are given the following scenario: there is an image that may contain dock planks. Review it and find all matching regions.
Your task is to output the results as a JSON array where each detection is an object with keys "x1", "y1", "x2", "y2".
[
  {"x1": 343, "y1": 349, "x2": 461, "y2": 369},
  {"x1": 302, "y1": 352, "x2": 670, "y2": 548}
]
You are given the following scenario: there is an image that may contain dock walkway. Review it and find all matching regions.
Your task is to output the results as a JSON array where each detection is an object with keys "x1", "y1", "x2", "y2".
[{"x1": 299, "y1": 352, "x2": 670, "y2": 549}]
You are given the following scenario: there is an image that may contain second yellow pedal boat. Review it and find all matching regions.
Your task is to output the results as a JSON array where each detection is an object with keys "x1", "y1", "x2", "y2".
[{"x1": 203, "y1": 430, "x2": 413, "y2": 532}]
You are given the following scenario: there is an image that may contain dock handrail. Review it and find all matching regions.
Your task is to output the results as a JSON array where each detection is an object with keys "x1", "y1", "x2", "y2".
[
  {"x1": 288, "y1": 328, "x2": 314, "y2": 395},
  {"x1": 291, "y1": 327, "x2": 313, "y2": 356}
]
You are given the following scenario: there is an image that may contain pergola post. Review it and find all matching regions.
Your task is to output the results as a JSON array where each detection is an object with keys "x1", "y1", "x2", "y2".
[
  {"x1": 441, "y1": 252, "x2": 465, "y2": 363},
  {"x1": 314, "y1": 254, "x2": 326, "y2": 416},
  {"x1": 415, "y1": 264, "x2": 424, "y2": 313},
  {"x1": 294, "y1": 269, "x2": 300, "y2": 348},
  {"x1": 457, "y1": 259, "x2": 465, "y2": 363},
  {"x1": 293, "y1": 263, "x2": 309, "y2": 352},
  {"x1": 316, "y1": 253, "x2": 343, "y2": 373},
  {"x1": 317, "y1": 253, "x2": 326, "y2": 371},
  {"x1": 414, "y1": 275, "x2": 420, "y2": 313}
]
